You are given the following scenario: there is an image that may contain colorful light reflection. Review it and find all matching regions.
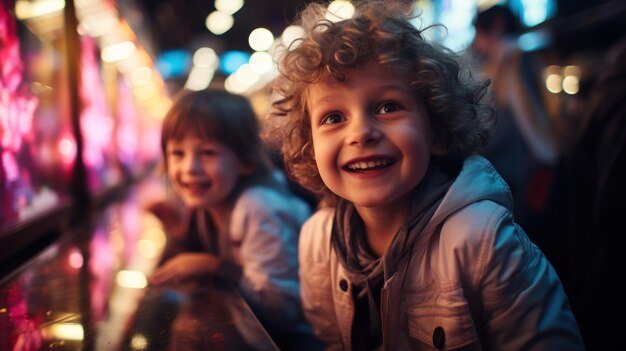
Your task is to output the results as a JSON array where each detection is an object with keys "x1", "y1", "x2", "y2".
[
  {"x1": 79, "y1": 36, "x2": 117, "y2": 191},
  {"x1": 1, "y1": 4, "x2": 44, "y2": 227}
]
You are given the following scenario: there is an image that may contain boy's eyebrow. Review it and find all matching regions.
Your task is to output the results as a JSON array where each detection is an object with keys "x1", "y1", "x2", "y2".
[
  {"x1": 310, "y1": 82, "x2": 412, "y2": 104},
  {"x1": 374, "y1": 83, "x2": 412, "y2": 93},
  {"x1": 308, "y1": 93, "x2": 337, "y2": 105}
]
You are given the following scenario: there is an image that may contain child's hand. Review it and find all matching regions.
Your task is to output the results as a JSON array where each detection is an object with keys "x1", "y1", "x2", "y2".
[
  {"x1": 149, "y1": 253, "x2": 220, "y2": 286},
  {"x1": 146, "y1": 200, "x2": 188, "y2": 240}
]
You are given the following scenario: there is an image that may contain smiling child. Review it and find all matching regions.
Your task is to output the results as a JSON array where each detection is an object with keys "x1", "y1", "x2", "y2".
[{"x1": 268, "y1": 1, "x2": 584, "y2": 350}]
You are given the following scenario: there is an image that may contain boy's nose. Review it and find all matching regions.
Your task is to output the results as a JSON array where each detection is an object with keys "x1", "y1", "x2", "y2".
[
  {"x1": 184, "y1": 155, "x2": 202, "y2": 173},
  {"x1": 347, "y1": 114, "x2": 381, "y2": 146}
]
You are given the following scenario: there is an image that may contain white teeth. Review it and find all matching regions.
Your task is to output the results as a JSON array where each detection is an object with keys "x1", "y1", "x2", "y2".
[
  {"x1": 185, "y1": 183, "x2": 206, "y2": 189},
  {"x1": 347, "y1": 159, "x2": 392, "y2": 171}
]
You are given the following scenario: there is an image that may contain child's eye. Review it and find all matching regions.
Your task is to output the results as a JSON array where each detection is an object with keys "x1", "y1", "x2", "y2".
[
  {"x1": 320, "y1": 112, "x2": 345, "y2": 125},
  {"x1": 377, "y1": 102, "x2": 402, "y2": 114},
  {"x1": 168, "y1": 150, "x2": 184, "y2": 158},
  {"x1": 200, "y1": 149, "x2": 216, "y2": 156}
]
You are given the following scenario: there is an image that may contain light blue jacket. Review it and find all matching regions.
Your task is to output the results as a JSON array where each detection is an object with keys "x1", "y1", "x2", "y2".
[
  {"x1": 228, "y1": 182, "x2": 312, "y2": 334},
  {"x1": 299, "y1": 155, "x2": 584, "y2": 350}
]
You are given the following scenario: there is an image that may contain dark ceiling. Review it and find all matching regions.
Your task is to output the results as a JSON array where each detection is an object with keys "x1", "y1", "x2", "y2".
[
  {"x1": 135, "y1": 0, "x2": 314, "y2": 55},
  {"x1": 131, "y1": 0, "x2": 626, "y2": 91},
  {"x1": 134, "y1": 0, "x2": 626, "y2": 58}
]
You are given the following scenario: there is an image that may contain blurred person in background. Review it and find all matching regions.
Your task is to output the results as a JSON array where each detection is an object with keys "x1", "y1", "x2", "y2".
[
  {"x1": 543, "y1": 36, "x2": 626, "y2": 350},
  {"x1": 472, "y1": 4, "x2": 559, "y2": 244}
]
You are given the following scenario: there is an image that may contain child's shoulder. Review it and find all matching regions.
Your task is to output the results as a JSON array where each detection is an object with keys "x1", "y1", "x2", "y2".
[
  {"x1": 299, "y1": 207, "x2": 335, "y2": 263},
  {"x1": 431, "y1": 155, "x2": 517, "y2": 250},
  {"x1": 300, "y1": 207, "x2": 335, "y2": 242},
  {"x1": 229, "y1": 185, "x2": 313, "y2": 239},
  {"x1": 234, "y1": 184, "x2": 311, "y2": 218},
  {"x1": 303, "y1": 206, "x2": 334, "y2": 228}
]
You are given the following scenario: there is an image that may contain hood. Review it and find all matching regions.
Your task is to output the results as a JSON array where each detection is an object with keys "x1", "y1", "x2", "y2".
[{"x1": 424, "y1": 155, "x2": 513, "y2": 235}]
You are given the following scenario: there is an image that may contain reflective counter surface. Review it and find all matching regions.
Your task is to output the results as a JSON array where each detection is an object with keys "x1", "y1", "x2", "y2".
[{"x1": 0, "y1": 178, "x2": 278, "y2": 350}]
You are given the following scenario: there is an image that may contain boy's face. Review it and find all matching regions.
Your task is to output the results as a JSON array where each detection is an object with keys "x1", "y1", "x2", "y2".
[
  {"x1": 308, "y1": 64, "x2": 437, "y2": 213},
  {"x1": 166, "y1": 134, "x2": 248, "y2": 210}
]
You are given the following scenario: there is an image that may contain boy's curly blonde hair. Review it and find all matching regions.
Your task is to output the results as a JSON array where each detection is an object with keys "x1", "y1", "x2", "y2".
[{"x1": 268, "y1": 0, "x2": 495, "y2": 206}]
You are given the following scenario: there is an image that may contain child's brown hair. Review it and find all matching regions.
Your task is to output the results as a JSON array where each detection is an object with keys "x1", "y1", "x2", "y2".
[
  {"x1": 269, "y1": 0, "x2": 495, "y2": 205},
  {"x1": 162, "y1": 88, "x2": 276, "y2": 186}
]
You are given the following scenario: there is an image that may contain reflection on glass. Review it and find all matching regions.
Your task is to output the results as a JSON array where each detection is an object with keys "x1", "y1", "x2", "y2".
[
  {"x1": 79, "y1": 36, "x2": 120, "y2": 193},
  {"x1": 1, "y1": 3, "x2": 71, "y2": 229},
  {"x1": 116, "y1": 270, "x2": 148, "y2": 289},
  {"x1": 1, "y1": 177, "x2": 279, "y2": 349},
  {"x1": 0, "y1": 181, "x2": 163, "y2": 349},
  {"x1": 47, "y1": 322, "x2": 84, "y2": 340}
]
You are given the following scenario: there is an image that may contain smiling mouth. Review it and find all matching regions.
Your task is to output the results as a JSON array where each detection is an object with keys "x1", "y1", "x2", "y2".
[
  {"x1": 182, "y1": 181, "x2": 210, "y2": 190},
  {"x1": 344, "y1": 158, "x2": 394, "y2": 172}
]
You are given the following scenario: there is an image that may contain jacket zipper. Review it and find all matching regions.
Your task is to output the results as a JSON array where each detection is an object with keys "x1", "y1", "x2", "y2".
[{"x1": 381, "y1": 286, "x2": 388, "y2": 351}]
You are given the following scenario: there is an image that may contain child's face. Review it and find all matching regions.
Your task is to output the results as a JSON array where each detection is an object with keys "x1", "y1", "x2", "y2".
[
  {"x1": 308, "y1": 63, "x2": 436, "y2": 212},
  {"x1": 165, "y1": 134, "x2": 249, "y2": 210}
]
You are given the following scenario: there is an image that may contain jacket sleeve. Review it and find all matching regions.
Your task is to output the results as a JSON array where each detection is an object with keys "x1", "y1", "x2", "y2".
[
  {"x1": 231, "y1": 188, "x2": 309, "y2": 332},
  {"x1": 299, "y1": 208, "x2": 344, "y2": 350},
  {"x1": 476, "y1": 205, "x2": 585, "y2": 350}
]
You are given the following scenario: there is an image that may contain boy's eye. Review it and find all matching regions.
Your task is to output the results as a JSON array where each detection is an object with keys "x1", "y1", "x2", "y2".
[
  {"x1": 200, "y1": 149, "x2": 216, "y2": 156},
  {"x1": 377, "y1": 102, "x2": 401, "y2": 114},
  {"x1": 168, "y1": 150, "x2": 184, "y2": 158},
  {"x1": 320, "y1": 112, "x2": 345, "y2": 125}
]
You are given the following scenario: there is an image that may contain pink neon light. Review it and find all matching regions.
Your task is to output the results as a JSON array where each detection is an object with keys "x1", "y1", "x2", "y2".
[{"x1": 78, "y1": 37, "x2": 113, "y2": 176}]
